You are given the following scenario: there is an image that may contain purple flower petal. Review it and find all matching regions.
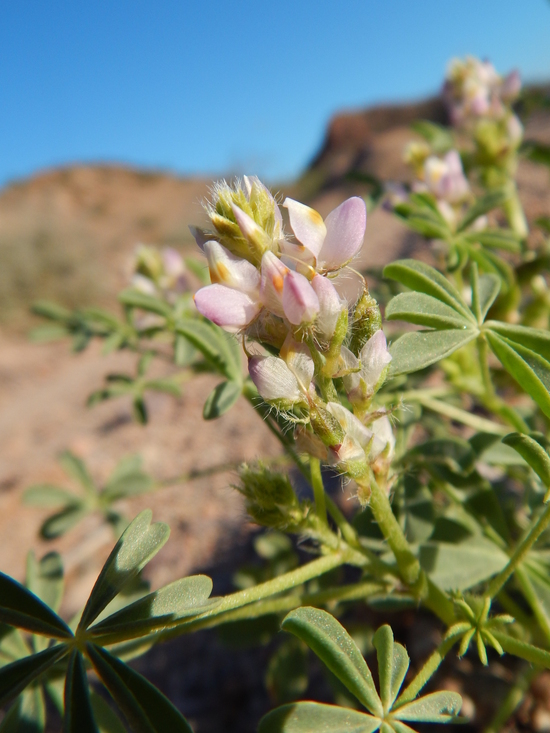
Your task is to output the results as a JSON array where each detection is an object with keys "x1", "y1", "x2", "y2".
[
  {"x1": 320, "y1": 197, "x2": 367, "y2": 271},
  {"x1": 284, "y1": 198, "x2": 326, "y2": 258},
  {"x1": 194, "y1": 284, "x2": 261, "y2": 332},
  {"x1": 203, "y1": 241, "x2": 260, "y2": 294},
  {"x1": 282, "y1": 271, "x2": 320, "y2": 325}
]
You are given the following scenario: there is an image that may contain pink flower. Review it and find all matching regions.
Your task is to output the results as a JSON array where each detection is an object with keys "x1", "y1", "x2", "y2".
[
  {"x1": 283, "y1": 197, "x2": 367, "y2": 272},
  {"x1": 423, "y1": 151, "x2": 470, "y2": 205},
  {"x1": 282, "y1": 271, "x2": 320, "y2": 326},
  {"x1": 344, "y1": 330, "x2": 392, "y2": 402},
  {"x1": 194, "y1": 284, "x2": 261, "y2": 332}
]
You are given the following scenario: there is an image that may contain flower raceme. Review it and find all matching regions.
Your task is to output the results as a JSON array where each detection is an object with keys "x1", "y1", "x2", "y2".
[{"x1": 191, "y1": 177, "x2": 394, "y2": 490}]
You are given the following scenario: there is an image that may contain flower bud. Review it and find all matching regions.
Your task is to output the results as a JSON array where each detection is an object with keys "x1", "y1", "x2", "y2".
[
  {"x1": 231, "y1": 203, "x2": 273, "y2": 260},
  {"x1": 237, "y1": 463, "x2": 305, "y2": 530},
  {"x1": 282, "y1": 271, "x2": 320, "y2": 326},
  {"x1": 348, "y1": 288, "x2": 382, "y2": 356},
  {"x1": 203, "y1": 241, "x2": 260, "y2": 295},
  {"x1": 423, "y1": 151, "x2": 470, "y2": 204},
  {"x1": 248, "y1": 355, "x2": 305, "y2": 408}
]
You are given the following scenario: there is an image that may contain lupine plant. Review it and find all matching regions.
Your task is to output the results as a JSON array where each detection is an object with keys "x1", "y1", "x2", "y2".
[{"x1": 2, "y1": 55, "x2": 550, "y2": 731}]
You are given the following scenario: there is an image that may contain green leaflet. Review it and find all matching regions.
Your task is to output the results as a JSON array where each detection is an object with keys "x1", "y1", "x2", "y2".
[
  {"x1": 90, "y1": 691, "x2": 127, "y2": 733},
  {"x1": 385, "y1": 293, "x2": 471, "y2": 330},
  {"x1": 461, "y1": 229, "x2": 522, "y2": 253},
  {"x1": 372, "y1": 626, "x2": 409, "y2": 712},
  {"x1": 418, "y1": 537, "x2": 508, "y2": 591},
  {"x1": 0, "y1": 574, "x2": 72, "y2": 639},
  {"x1": 265, "y1": 637, "x2": 309, "y2": 704},
  {"x1": 118, "y1": 289, "x2": 172, "y2": 318},
  {"x1": 58, "y1": 451, "x2": 96, "y2": 496},
  {"x1": 203, "y1": 380, "x2": 242, "y2": 419},
  {"x1": 0, "y1": 685, "x2": 46, "y2": 733},
  {"x1": 471, "y1": 271, "x2": 500, "y2": 323},
  {"x1": 392, "y1": 692, "x2": 462, "y2": 722},
  {"x1": 175, "y1": 318, "x2": 242, "y2": 383},
  {"x1": 89, "y1": 575, "x2": 218, "y2": 637},
  {"x1": 486, "y1": 332, "x2": 550, "y2": 419},
  {"x1": 457, "y1": 188, "x2": 509, "y2": 232},
  {"x1": 502, "y1": 433, "x2": 550, "y2": 487},
  {"x1": 0, "y1": 645, "x2": 69, "y2": 709},
  {"x1": 282, "y1": 608, "x2": 383, "y2": 716},
  {"x1": 79, "y1": 511, "x2": 170, "y2": 630},
  {"x1": 64, "y1": 651, "x2": 99, "y2": 733},
  {"x1": 383, "y1": 260, "x2": 473, "y2": 321},
  {"x1": 258, "y1": 702, "x2": 381, "y2": 733},
  {"x1": 87, "y1": 644, "x2": 194, "y2": 733},
  {"x1": 485, "y1": 322, "x2": 550, "y2": 361},
  {"x1": 389, "y1": 329, "x2": 477, "y2": 376},
  {"x1": 410, "y1": 121, "x2": 454, "y2": 153}
]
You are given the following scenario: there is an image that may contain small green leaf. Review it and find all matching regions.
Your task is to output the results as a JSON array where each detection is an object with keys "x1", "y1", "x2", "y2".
[
  {"x1": 23, "y1": 485, "x2": 81, "y2": 508},
  {"x1": 485, "y1": 322, "x2": 550, "y2": 362},
  {"x1": 132, "y1": 398, "x2": 148, "y2": 425},
  {"x1": 457, "y1": 189, "x2": 509, "y2": 232},
  {"x1": 385, "y1": 293, "x2": 471, "y2": 330},
  {"x1": 419, "y1": 537, "x2": 508, "y2": 591},
  {"x1": 266, "y1": 637, "x2": 309, "y2": 704},
  {"x1": 0, "y1": 574, "x2": 72, "y2": 639},
  {"x1": 486, "y1": 332, "x2": 550, "y2": 419},
  {"x1": 59, "y1": 452, "x2": 96, "y2": 496},
  {"x1": 0, "y1": 645, "x2": 68, "y2": 708},
  {"x1": 389, "y1": 329, "x2": 477, "y2": 376},
  {"x1": 410, "y1": 120, "x2": 454, "y2": 153},
  {"x1": 372, "y1": 626, "x2": 409, "y2": 711},
  {"x1": 258, "y1": 702, "x2": 381, "y2": 733},
  {"x1": 475, "y1": 274, "x2": 500, "y2": 322},
  {"x1": 90, "y1": 691, "x2": 127, "y2": 733},
  {"x1": 462, "y1": 229, "x2": 522, "y2": 253},
  {"x1": 89, "y1": 575, "x2": 218, "y2": 637},
  {"x1": 203, "y1": 380, "x2": 242, "y2": 419},
  {"x1": 282, "y1": 607, "x2": 382, "y2": 716},
  {"x1": 64, "y1": 651, "x2": 99, "y2": 733},
  {"x1": 502, "y1": 433, "x2": 550, "y2": 487},
  {"x1": 40, "y1": 505, "x2": 89, "y2": 540},
  {"x1": 145, "y1": 379, "x2": 181, "y2": 396},
  {"x1": 402, "y1": 215, "x2": 451, "y2": 240},
  {"x1": 176, "y1": 319, "x2": 242, "y2": 382},
  {"x1": 383, "y1": 260, "x2": 473, "y2": 321},
  {"x1": 86, "y1": 644, "x2": 193, "y2": 733},
  {"x1": 118, "y1": 289, "x2": 172, "y2": 317},
  {"x1": 31, "y1": 301, "x2": 72, "y2": 322},
  {"x1": 79, "y1": 510, "x2": 170, "y2": 630},
  {"x1": 392, "y1": 691, "x2": 462, "y2": 722}
]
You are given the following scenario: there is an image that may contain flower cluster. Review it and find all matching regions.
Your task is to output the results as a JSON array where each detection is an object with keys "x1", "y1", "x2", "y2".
[
  {"x1": 191, "y1": 177, "x2": 394, "y2": 497},
  {"x1": 410, "y1": 149, "x2": 472, "y2": 227},
  {"x1": 131, "y1": 244, "x2": 189, "y2": 301},
  {"x1": 443, "y1": 56, "x2": 521, "y2": 126}
]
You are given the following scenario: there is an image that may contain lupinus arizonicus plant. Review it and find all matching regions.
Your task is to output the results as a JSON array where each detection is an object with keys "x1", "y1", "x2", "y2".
[{"x1": 4, "y1": 53, "x2": 550, "y2": 731}]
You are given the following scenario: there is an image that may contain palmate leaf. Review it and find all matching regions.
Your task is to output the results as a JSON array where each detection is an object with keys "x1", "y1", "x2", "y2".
[
  {"x1": 64, "y1": 651, "x2": 99, "y2": 733},
  {"x1": 383, "y1": 260, "x2": 473, "y2": 321},
  {"x1": 502, "y1": 433, "x2": 550, "y2": 488},
  {"x1": 89, "y1": 575, "x2": 218, "y2": 638},
  {"x1": 79, "y1": 510, "x2": 170, "y2": 630},
  {"x1": 282, "y1": 608, "x2": 382, "y2": 716},
  {"x1": 203, "y1": 380, "x2": 242, "y2": 419},
  {"x1": 86, "y1": 644, "x2": 193, "y2": 733},
  {"x1": 258, "y1": 701, "x2": 381, "y2": 733},
  {"x1": 0, "y1": 574, "x2": 72, "y2": 639},
  {"x1": 485, "y1": 332, "x2": 550, "y2": 419},
  {"x1": 389, "y1": 329, "x2": 477, "y2": 377}
]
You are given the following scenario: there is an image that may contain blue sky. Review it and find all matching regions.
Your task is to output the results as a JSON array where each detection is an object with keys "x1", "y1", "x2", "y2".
[{"x1": 0, "y1": 1, "x2": 549, "y2": 187}]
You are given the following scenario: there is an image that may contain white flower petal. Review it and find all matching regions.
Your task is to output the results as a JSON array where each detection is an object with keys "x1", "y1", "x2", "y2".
[
  {"x1": 284, "y1": 198, "x2": 327, "y2": 258},
  {"x1": 194, "y1": 284, "x2": 261, "y2": 332},
  {"x1": 319, "y1": 197, "x2": 366, "y2": 271}
]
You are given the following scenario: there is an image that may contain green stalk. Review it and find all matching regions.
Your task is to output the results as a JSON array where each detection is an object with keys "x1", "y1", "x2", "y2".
[
  {"x1": 492, "y1": 631, "x2": 550, "y2": 668},
  {"x1": 503, "y1": 181, "x2": 528, "y2": 239},
  {"x1": 412, "y1": 395, "x2": 508, "y2": 435},
  {"x1": 393, "y1": 635, "x2": 459, "y2": 708},
  {"x1": 515, "y1": 564, "x2": 550, "y2": 646},
  {"x1": 310, "y1": 457, "x2": 327, "y2": 526},
  {"x1": 486, "y1": 502, "x2": 550, "y2": 599},
  {"x1": 478, "y1": 334, "x2": 495, "y2": 401}
]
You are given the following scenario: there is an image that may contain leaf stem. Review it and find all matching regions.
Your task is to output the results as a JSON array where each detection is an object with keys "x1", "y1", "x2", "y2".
[
  {"x1": 310, "y1": 458, "x2": 328, "y2": 527},
  {"x1": 486, "y1": 502, "x2": 550, "y2": 599},
  {"x1": 393, "y1": 634, "x2": 459, "y2": 708},
  {"x1": 515, "y1": 564, "x2": 550, "y2": 646}
]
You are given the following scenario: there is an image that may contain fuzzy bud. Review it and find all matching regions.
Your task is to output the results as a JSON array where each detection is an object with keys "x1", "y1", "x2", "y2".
[
  {"x1": 237, "y1": 464, "x2": 306, "y2": 530},
  {"x1": 348, "y1": 288, "x2": 382, "y2": 356}
]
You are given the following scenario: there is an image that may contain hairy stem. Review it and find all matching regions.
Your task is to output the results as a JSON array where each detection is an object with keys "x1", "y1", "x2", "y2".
[
  {"x1": 394, "y1": 635, "x2": 459, "y2": 708},
  {"x1": 310, "y1": 457, "x2": 328, "y2": 526}
]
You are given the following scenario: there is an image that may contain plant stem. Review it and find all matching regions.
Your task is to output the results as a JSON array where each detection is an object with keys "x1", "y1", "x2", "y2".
[
  {"x1": 515, "y1": 564, "x2": 550, "y2": 646},
  {"x1": 325, "y1": 495, "x2": 361, "y2": 548},
  {"x1": 411, "y1": 395, "x2": 508, "y2": 435},
  {"x1": 487, "y1": 502, "x2": 550, "y2": 599},
  {"x1": 310, "y1": 457, "x2": 327, "y2": 526},
  {"x1": 394, "y1": 635, "x2": 459, "y2": 708},
  {"x1": 503, "y1": 181, "x2": 528, "y2": 239},
  {"x1": 492, "y1": 631, "x2": 550, "y2": 668},
  {"x1": 478, "y1": 334, "x2": 495, "y2": 401}
]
